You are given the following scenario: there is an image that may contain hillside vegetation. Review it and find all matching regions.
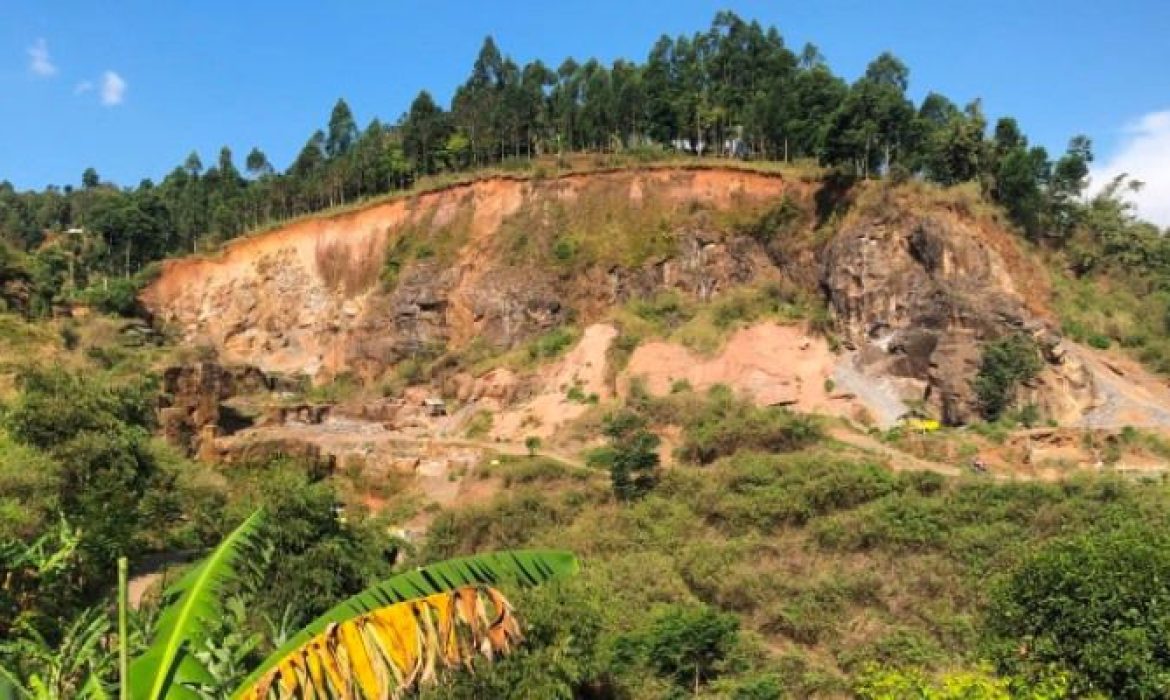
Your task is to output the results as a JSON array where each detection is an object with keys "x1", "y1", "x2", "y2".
[{"x1": 5, "y1": 9, "x2": 1170, "y2": 700}]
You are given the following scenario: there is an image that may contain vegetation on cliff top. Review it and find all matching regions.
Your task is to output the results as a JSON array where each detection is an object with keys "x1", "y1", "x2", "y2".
[
  {"x1": 2, "y1": 10, "x2": 1118, "y2": 319},
  {"x1": 5, "y1": 9, "x2": 1170, "y2": 699}
]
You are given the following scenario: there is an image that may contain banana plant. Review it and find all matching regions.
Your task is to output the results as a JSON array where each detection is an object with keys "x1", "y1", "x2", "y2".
[
  {"x1": 123, "y1": 510, "x2": 577, "y2": 699},
  {"x1": 0, "y1": 606, "x2": 112, "y2": 700},
  {"x1": 127, "y1": 510, "x2": 268, "y2": 700}
]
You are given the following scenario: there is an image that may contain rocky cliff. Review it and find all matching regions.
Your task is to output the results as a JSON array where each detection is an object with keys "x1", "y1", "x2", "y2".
[
  {"x1": 821, "y1": 197, "x2": 1092, "y2": 424},
  {"x1": 142, "y1": 166, "x2": 1100, "y2": 426},
  {"x1": 143, "y1": 168, "x2": 792, "y2": 379}
]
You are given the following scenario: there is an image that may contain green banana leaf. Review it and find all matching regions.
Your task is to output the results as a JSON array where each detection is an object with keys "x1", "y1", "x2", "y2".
[
  {"x1": 80, "y1": 674, "x2": 111, "y2": 700},
  {"x1": 0, "y1": 664, "x2": 29, "y2": 700},
  {"x1": 230, "y1": 549, "x2": 578, "y2": 698},
  {"x1": 128, "y1": 510, "x2": 266, "y2": 700}
]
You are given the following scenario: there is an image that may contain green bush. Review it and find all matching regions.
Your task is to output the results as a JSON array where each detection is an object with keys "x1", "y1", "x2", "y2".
[
  {"x1": 525, "y1": 326, "x2": 578, "y2": 363},
  {"x1": 737, "y1": 195, "x2": 804, "y2": 243},
  {"x1": 974, "y1": 335, "x2": 1043, "y2": 420},
  {"x1": 677, "y1": 386, "x2": 822, "y2": 464},
  {"x1": 630, "y1": 290, "x2": 694, "y2": 330},
  {"x1": 693, "y1": 452, "x2": 902, "y2": 533},
  {"x1": 227, "y1": 462, "x2": 391, "y2": 623},
  {"x1": 464, "y1": 410, "x2": 492, "y2": 438},
  {"x1": 79, "y1": 276, "x2": 143, "y2": 317},
  {"x1": 598, "y1": 410, "x2": 660, "y2": 501},
  {"x1": 614, "y1": 604, "x2": 744, "y2": 691},
  {"x1": 2, "y1": 368, "x2": 160, "y2": 587},
  {"x1": 986, "y1": 524, "x2": 1170, "y2": 698},
  {"x1": 1087, "y1": 333, "x2": 1111, "y2": 350}
]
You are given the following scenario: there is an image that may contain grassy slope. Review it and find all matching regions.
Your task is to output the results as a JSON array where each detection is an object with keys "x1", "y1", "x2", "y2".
[{"x1": 411, "y1": 385, "x2": 1170, "y2": 697}]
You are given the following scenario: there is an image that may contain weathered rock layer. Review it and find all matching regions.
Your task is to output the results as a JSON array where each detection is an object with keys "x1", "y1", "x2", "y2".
[{"x1": 143, "y1": 167, "x2": 1098, "y2": 425}]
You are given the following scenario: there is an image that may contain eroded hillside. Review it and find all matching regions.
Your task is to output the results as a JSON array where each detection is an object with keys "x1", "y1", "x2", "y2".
[
  {"x1": 142, "y1": 166, "x2": 1170, "y2": 440},
  {"x1": 144, "y1": 168, "x2": 794, "y2": 374}
]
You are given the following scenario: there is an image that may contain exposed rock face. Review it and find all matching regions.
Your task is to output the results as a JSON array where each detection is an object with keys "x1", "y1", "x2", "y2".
[
  {"x1": 144, "y1": 168, "x2": 1101, "y2": 427},
  {"x1": 158, "y1": 362, "x2": 274, "y2": 455},
  {"x1": 822, "y1": 213, "x2": 1092, "y2": 423},
  {"x1": 142, "y1": 169, "x2": 792, "y2": 382}
]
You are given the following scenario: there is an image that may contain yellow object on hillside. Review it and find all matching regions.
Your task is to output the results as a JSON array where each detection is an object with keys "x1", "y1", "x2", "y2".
[{"x1": 904, "y1": 418, "x2": 941, "y2": 432}]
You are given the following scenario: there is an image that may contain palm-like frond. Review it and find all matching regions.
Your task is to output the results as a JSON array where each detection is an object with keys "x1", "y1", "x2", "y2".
[
  {"x1": 0, "y1": 605, "x2": 111, "y2": 700},
  {"x1": 232, "y1": 549, "x2": 578, "y2": 700},
  {"x1": 0, "y1": 664, "x2": 30, "y2": 700},
  {"x1": 127, "y1": 510, "x2": 266, "y2": 700},
  {"x1": 240, "y1": 585, "x2": 521, "y2": 699}
]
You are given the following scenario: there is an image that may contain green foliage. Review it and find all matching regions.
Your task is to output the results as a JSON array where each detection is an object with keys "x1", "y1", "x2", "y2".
[
  {"x1": 463, "y1": 410, "x2": 493, "y2": 439},
  {"x1": 0, "y1": 519, "x2": 83, "y2": 639},
  {"x1": 415, "y1": 431, "x2": 1170, "y2": 696},
  {"x1": 676, "y1": 385, "x2": 822, "y2": 464},
  {"x1": 128, "y1": 510, "x2": 266, "y2": 700},
  {"x1": 615, "y1": 604, "x2": 743, "y2": 691},
  {"x1": 2, "y1": 368, "x2": 160, "y2": 580},
  {"x1": 4, "y1": 367, "x2": 155, "y2": 450},
  {"x1": 78, "y1": 277, "x2": 143, "y2": 318},
  {"x1": 973, "y1": 335, "x2": 1043, "y2": 421},
  {"x1": 986, "y1": 524, "x2": 1170, "y2": 698},
  {"x1": 0, "y1": 605, "x2": 113, "y2": 700},
  {"x1": 226, "y1": 464, "x2": 390, "y2": 624},
  {"x1": 597, "y1": 410, "x2": 660, "y2": 501},
  {"x1": 1086, "y1": 332, "x2": 1111, "y2": 350},
  {"x1": 735, "y1": 196, "x2": 804, "y2": 243},
  {"x1": 855, "y1": 664, "x2": 1034, "y2": 699},
  {"x1": 525, "y1": 326, "x2": 577, "y2": 363},
  {"x1": 524, "y1": 435, "x2": 542, "y2": 456},
  {"x1": 0, "y1": 433, "x2": 61, "y2": 538},
  {"x1": 416, "y1": 579, "x2": 606, "y2": 700}
]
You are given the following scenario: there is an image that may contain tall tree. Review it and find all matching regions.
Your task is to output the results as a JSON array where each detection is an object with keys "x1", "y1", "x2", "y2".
[
  {"x1": 244, "y1": 147, "x2": 273, "y2": 179},
  {"x1": 402, "y1": 91, "x2": 449, "y2": 175},
  {"x1": 325, "y1": 98, "x2": 359, "y2": 159}
]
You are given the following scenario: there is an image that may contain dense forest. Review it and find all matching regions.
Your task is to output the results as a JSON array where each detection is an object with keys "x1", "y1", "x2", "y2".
[{"x1": 1, "y1": 10, "x2": 1135, "y2": 319}]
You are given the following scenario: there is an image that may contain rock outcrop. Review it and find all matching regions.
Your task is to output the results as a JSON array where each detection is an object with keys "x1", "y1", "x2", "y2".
[
  {"x1": 159, "y1": 362, "x2": 282, "y2": 456},
  {"x1": 821, "y1": 212, "x2": 1093, "y2": 423},
  {"x1": 142, "y1": 169, "x2": 793, "y2": 382},
  {"x1": 144, "y1": 167, "x2": 1102, "y2": 427}
]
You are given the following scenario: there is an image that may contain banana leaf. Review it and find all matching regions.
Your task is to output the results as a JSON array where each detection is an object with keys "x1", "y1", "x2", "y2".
[
  {"x1": 128, "y1": 510, "x2": 266, "y2": 700},
  {"x1": 231, "y1": 549, "x2": 578, "y2": 699}
]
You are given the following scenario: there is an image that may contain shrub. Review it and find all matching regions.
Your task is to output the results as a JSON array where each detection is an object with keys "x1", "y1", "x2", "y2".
[
  {"x1": 464, "y1": 411, "x2": 492, "y2": 439},
  {"x1": 1087, "y1": 333, "x2": 1111, "y2": 350},
  {"x1": 678, "y1": 386, "x2": 822, "y2": 464},
  {"x1": 2, "y1": 368, "x2": 159, "y2": 583},
  {"x1": 737, "y1": 195, "x2": 804, "y2": 243},
  {"x1": 630, "y1": 290, "x2": 694, "y2": 330},
  {"x1": 974, "y1": 335, "x2": 1043, "y2": 420},
  {"x1": 615, "y1": 604, "x2": 743, "y2": 691},
  {"x1": 986, "y1": 524, "x2": 1170, "y2": 698},
  {"x1": 79, "y1": 276, "x2": 144, "y2": 317},
  {"x1": 599, "y1": 410, "x2": 660, "y2": 501},
  {"x1": 526, "y1": 326, "x2": 578, "y2": 363}
]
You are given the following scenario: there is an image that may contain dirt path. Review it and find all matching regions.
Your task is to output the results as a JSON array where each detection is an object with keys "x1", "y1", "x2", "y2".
[{"x1": 827, "y1": 426, "x2": 962, "y2": 477}]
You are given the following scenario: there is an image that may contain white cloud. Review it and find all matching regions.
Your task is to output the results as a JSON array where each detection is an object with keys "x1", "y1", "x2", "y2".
[
  {"x1": 99, "y1": 70, "x2": 126, "y2": 106},
  {"x1": 73, "y1": 80, "x2": 93, "y2": 95},
  {"x1": 1091, "y1": 110, "x2": 1170, "y2": 229},
  {"x1": 27, "y1": 38, "x2": 56, "y2": 77}
]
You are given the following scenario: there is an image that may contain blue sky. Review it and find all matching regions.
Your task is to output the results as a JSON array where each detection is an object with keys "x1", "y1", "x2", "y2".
[{"x1": 3, "y1": 1, "x2": 1169, "y2": 222}]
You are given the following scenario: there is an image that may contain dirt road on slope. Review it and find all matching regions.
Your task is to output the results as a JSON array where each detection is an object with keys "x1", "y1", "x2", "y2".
[{"x1": 826, "y1": 426, "x2": 962, "y2": 477}]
